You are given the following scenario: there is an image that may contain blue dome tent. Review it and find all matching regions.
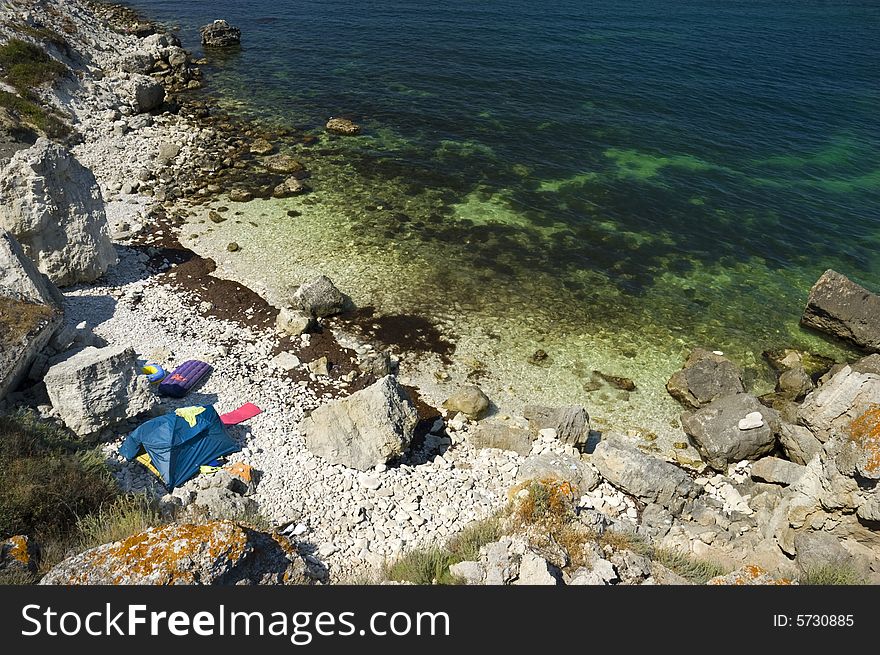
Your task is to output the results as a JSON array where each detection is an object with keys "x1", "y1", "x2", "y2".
[{"x1": 118, "y1": 406, "x2": 240, "y2": 488}]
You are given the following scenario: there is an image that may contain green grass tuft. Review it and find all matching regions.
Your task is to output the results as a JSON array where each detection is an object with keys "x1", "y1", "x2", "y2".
[
  {"x1": 0, "y1": 39, "x2": 67, "y2": 92},
  {"x1": 383, "y1": 548, "x2": 459, "y2": 585},
  {"x1": 75, "y1": 495, "x2": 162, "y2": 551},
  {"x1": 0, "y1": 410, "x2": 119, "y2": 540},
  {"x1": 383, "y1": 515, "x2": 503, "y2": 585},
  {"x1": 0, "y1": 89, "x2": 69, "y2": 138},
  {"x1": 652, "y1": 548, "x2": 728, "y2": 584},
  {"x1": 799, "y1": 564, "x2": 865, "y2": 586}
]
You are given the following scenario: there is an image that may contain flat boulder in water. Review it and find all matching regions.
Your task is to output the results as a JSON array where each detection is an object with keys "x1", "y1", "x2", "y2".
[
  {"x1": 801, "y1": 269, "x2": 880, "y2": 352},
  {"x1": 326, "y1": 117, "x2": 361, "y2": 136}
]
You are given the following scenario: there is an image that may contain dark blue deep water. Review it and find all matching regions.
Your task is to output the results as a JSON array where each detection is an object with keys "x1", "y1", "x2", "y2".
[{"x1": 125, "y1": 0, "x2": 880, "y2": 361}]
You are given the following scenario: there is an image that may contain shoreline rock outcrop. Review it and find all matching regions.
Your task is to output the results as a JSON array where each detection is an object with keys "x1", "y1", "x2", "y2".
[
  {"x1": 200, "y1": 20, "x2": 241, "y2": 48},
  {"x1": 802, "y1": 269, "x2": 880, "y2": 352}
]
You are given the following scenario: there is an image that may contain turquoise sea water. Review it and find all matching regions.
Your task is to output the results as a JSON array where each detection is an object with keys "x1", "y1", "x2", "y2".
[{"x1": 126, "y1": 0, "x2": 880, "y2": 442}]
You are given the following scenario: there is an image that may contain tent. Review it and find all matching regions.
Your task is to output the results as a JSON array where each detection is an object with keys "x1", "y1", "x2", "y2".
[{"x1": 119, "y1": 406, "x2": 240, "y2": 488}]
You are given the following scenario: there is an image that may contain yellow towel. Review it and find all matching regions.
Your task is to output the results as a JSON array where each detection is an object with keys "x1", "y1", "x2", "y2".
[
  {"x1": 175, "y1": 406, "x2": 206, "y2": 427},
  {"x1": 135, "y1": 452, "x2": 162, "y2": 478}
]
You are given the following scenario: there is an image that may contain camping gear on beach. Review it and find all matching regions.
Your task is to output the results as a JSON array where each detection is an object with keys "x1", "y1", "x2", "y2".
[
  {"x1": 119, "y1": 405, "x2": 240, "y2": 488},
  {"x1": 158, "y1": 359, "x2": 213, "y2": 398},
  {"x1": 141, "y1": 363, "x2": 167, "y2": 384},
  {"x1": 220, "y1": 402, "x2": 262, "y2": 426}
]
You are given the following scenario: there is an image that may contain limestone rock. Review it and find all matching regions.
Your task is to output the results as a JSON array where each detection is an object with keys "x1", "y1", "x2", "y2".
[
  {"x1": 469, "y1": 422, "x2": 532, "y2": 456},
  {"x1": 124, "y1": 74, "x2": 165, "y2": 113},
  {"x1": 666, "y1": 348, "x2": 744, "y2": 409},
  {"x1": 777, "y1": 422, "x2": 823, "y2": 465},
  {"x1": 751, "y1": 457, "x2": 806, "y2": 486},
  {"x1": 40, "y1": 521, "x2": 305, "y2": 585},
  {"x1": 516, "y1": 451, "x2": 599, "y2": 492},
  {"x1": 522, "y1": 404, "x2": 590, "y2": 448},
  {"x1": 513, "y1": 551, "x2": 559, "y2": 585},
  {"x1": 43, "y1": 345, "x2": 157, "y2": 438},
  {"x1": 707, "y1": 565, "x2": 794, "y2": 586},
  {"x1": 302, "y1": 376, "x2": 418, "y2": 470},
  {"x1": 0, "y1": 229, "x2": 63, "y2": 307},
  {"x1": 442, "y1": 385, "x2": 490, "y2": 419},
  {"x1": 200, "y1": 20, "x2": 242, "y2": 48},
  {"x1": 276, "y1": 306, "x2": 315, "y2": 335},
  {"x1": 0, "y1": 139, "x2": 116, "y2": 285},
  {"x1": 291, "y1": 275, "x2": 348, "y2": 318},
  {"x1": 156, "y1": 141, "x2": 180, "y2": 165},
  {"x1": 568, "y1": 558, "x2": 618, "y2": 585},
  {"x1": 0, "y1": 535, "x2": 39, "y2": 576},
  {"x1": 448, "y1": 561, "x2": 484, "y2": 585},
  {"x1": 799, "y1": 365, "x2": 880, "y2": 443},
  {"x1": 794, "y1": 532, "x2": 854, "y2": 576},
  {"x1": 681, "y1": 394, "x2": 780, "y2": 471},
  {"x1": 591, "y1": 436, "x2": 699, "y2": 513},
  {"x1": 801, "y1": 269, "x2": 880, "y2": 352},
  {"x1": 0, "y1": 229, "x2": 63, "y2": 399}
]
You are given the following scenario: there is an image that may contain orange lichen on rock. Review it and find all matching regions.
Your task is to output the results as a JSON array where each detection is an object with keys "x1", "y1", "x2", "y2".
[
  {"x1": 848, "y1": 405, "x2": 880, "y2": 478},
  {"x1": 96, "y1": 521, "x2": 248, "y2": 584},
  {"x1": 39, "y1": 520, "x2": 307, "y2": 586},
  {"x1": 7, "y1": 535, "x2": 32, "y2": 564},
  {"x1": 708, "y1": 564, "x2": 795, "y2": 586}
]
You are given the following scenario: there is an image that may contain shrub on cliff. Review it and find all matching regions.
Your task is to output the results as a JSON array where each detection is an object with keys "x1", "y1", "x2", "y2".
[
  {"x1": 0, "y1": 410, "x2": 117, "y2": 540},
  {"x1": 0, "y1": 39, "x2": 67, "y2": 92}
]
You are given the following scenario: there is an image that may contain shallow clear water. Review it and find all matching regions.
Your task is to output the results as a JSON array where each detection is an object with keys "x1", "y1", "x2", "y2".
[{"x1": 128, "y1": 0, "x2": 880, "y2": 450}]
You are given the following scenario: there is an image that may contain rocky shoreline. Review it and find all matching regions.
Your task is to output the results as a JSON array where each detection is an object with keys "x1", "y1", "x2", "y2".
[{"x1": 1, "y1": 0, "x2": 879, "y2": 586}]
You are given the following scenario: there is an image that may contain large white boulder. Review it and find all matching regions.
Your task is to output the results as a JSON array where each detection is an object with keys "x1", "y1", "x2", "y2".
[
  {"x1": 0, "y1": 139, "x2": 116, "y2": 286},
  {"x1": 302, "y1": 375, "x2": 418, "y2": 470},
  {"x1": 43, "y1": 345, "x2": 157, "y2": 438}
]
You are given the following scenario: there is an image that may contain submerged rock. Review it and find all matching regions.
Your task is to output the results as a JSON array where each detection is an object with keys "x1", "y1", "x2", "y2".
[
  {"x1": 0, "y1": 139, "x2": 116, "y2": 286},
  {"x1": 302, "y1": 375, "x2": 418, "y2": 470},
  {"x1": 272, "y1": 176, "x2": 310, "y2": 198},
  {"x1": 325, "y1": 117, "x2": 361, "y2": 136},
  {"x1": 262, "y1": 153, "x2": 306, "y2": 176},
  {"x1": 801, "y1": 269, "x2": 880, "y2": 352},
  {"x1": 200, "y1": 20, "x2": 242, "y2": 48}
]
